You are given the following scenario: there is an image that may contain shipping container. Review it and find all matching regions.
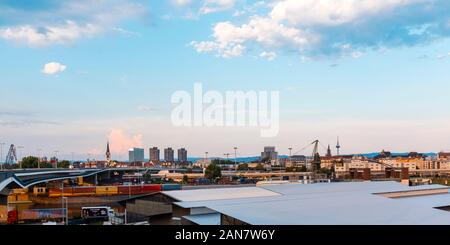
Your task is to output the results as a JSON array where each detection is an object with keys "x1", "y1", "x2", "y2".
[
  {"x1": 71, "y1": 186, "x2": 96, "y2": 195},
  {"x1": 141, "y1": 184, "x2": 162, "y2": 192},
  {"x1": 95, "y1": 186, "x2": 118, "y2": 195},
  {"x1": 77, "y1": 176, "x2": 84, "y2": 185},
  {"x1": 117, "y1": 185, "x2": 132, "y2": 195},
  {"x1": 161, "y1": 184, "x2": 181, "y2": 191},
  {"x1": 20, "y1": 209, "x2": 63, "y2": 221}
]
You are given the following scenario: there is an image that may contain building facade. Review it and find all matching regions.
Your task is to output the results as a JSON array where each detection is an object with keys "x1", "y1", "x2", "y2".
[
  {"x1": 261, "y1": 146, "x2": 278, "y2": 162},
  {"x1": 129, "y1": 148, "x2": 145, "y2": 163},
  {"x1": 149, "y1": 147, "x2": 160, "y2": 163},
  {"x1": 178, "y1": 148, "x2": 188, "y2": 163},
  {"x1": 164, "y1": 147, "x2": 175, "y2": 163}
]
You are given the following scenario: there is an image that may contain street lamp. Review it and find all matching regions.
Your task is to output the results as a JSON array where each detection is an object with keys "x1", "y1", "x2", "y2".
[
  {"x1": 288, "y1": 147, "x2": 292, "y2": 167},
  {"x1": 233, "y1": 147, "x2": 238, "y2": 171},
  {"x1": 17, "y1": 146, "x2": 24, "y2": 169},
  {"x1": 0, "y1": 143, "x2": 5, "y2": 170},
  {"x1": 37, "y1": 148, "x2": 42, "y2": 169},
  {"x1": 54, "y1": 150, "x2": 59, "y2": 168}
]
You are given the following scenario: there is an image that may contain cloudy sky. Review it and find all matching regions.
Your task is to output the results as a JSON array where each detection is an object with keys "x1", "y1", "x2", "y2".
[{"x1": 1, "y1": 0, "x2": 450, "y2": 160}]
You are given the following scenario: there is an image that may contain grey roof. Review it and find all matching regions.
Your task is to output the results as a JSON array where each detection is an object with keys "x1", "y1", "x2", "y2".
[
  {"x1": 166, "y1": 181, "x2": 450, "y2": 225},
  {"x1": 183, "y1": 213, "x2": 221, "y2": 225},
  {"x1": 163, "y1": 186, "x2": 280, "y2": 202}
]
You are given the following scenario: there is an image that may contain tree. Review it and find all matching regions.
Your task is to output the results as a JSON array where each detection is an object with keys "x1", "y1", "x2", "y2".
[
  {"x1": 182, "y1": 175, "x2": 188, "y2": 184},
  {"x1": 318, "y1": 168, "x2": 333, "y2": 177},
  {"x1": 286, "y1": 165, "x2": 307, "y2": 172},
  {"x1": 237, "y1": 163, "x2": 249, "y2": 171},
  {"x1": 255, "y1": 163, "x2": 265, "y2": 171},
  {"x1": 57, "y1": 160, "x2": 70, "y2": 168},
  {"x1": 205, "y1": 163, "x2": 222, "y2": 181},
  {"x1": 211, "y1": 159, "x2": 234, "y2": 165},
  {"x1": 20, "y1": 156, "x2": 39, "y2": 168}
]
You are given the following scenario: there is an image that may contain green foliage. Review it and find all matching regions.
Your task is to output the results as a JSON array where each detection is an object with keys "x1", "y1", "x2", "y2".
[
  {"x1": 211, "y1": 159, "x2": 235, "y2": 165},
  {"x1": 255, "y1": 163, "x2": 265, "y2": 171},
  {"x1": 205, "y1": 163, "x2": 222, "y2": 180},
  {"x1": 317, "y1": 168, "x2": 333, "y2": 176},
  {"x1": 237, "y1": 163, "x2": 249, "y2": 171},
  {"x1": 182, "y1": 175, "x2": 188, "y2": 184},
  {"x1": 57, "y1": 160, "x2": 70, "y2": 168},
  {"x1": 286, "y1": 165, "x2": 307, "y2": 172},
  {"x1": 20, "y1": 156, "x2": 40, "y2": 168},
  {"x1": 143, "y1": 173, "x2": 152, "y2": 181}
]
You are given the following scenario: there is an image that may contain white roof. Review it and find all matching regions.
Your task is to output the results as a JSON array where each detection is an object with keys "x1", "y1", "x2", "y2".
[
  {"x1": 162, "y1": 186, "x2": 280, "y2": 202},
  {"x1": 183, "y1": 213, "x2": 221, "y2": 225},
  {"x1": 168, "y1": 181, "x2": 450, "y2": 225}
]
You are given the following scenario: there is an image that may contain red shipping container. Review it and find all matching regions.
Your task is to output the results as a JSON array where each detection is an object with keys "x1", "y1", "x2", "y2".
[
  {"x1": 141, "y1": 185, "x2": 161, "y2": 192},
  {"x1": 118, "y1": 186, "x2": 134, "y2": 195}
]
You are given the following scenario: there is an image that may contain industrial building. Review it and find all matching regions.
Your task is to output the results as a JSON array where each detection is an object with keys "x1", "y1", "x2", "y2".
[{"x1": 153, "y1": 181, "x2": 450, "y2": 225}]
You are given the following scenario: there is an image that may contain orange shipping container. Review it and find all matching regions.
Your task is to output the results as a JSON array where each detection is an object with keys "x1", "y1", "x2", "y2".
[{"x1": 95, "y1": 186, "x2": 118, "y2": 195}]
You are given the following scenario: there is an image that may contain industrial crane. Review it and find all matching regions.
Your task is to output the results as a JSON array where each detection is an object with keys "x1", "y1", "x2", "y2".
[
  {"x1": 5, "y1": 144, "x2": 17, "y2": 165},
  {"x1": 292, "y1": 140, "x2": 324, "y2": 172}
]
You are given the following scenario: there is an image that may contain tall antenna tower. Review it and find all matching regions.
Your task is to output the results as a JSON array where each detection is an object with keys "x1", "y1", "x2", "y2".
[{"x1": 336, "y1": 137, "x2": 341, "y2": 156}]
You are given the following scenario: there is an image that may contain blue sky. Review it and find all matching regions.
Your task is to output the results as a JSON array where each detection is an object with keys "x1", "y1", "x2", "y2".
[{"x1": 1, "y1": 0, "x2": 450, "y2": 160}]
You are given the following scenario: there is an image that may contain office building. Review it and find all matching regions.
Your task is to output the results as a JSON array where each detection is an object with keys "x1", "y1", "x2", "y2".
[
  {"x1": 261, "y1": 146, "x2": 278, "y2": 162},
  {"x1": 129, "y1": 148, "x2": 144, "y2": 163}
]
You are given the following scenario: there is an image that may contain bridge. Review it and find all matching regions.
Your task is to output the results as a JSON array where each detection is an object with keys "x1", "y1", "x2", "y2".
[{"x1": 0, "y1": 167, "x2": 183, "y2": 195}]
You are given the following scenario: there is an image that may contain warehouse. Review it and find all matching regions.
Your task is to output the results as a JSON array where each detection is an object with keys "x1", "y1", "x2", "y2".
[{"x1": 160, "y1": 181, "x2": 450, "y2": 225}]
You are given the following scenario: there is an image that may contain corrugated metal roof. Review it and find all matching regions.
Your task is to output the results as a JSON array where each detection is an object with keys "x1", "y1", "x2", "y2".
[{"x1": 169, "y1": 181, "x2": 450, "y2": 225}]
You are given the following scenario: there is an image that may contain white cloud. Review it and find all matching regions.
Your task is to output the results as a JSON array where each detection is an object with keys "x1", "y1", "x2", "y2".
[
  {"x1": 260, "y1": 51, "x2": 277, "y2": 61},
  {"x1": 192, "y1": 0, "x2": 450, "y2": 59},
  {"x1": 437, "y1": 52, "x2": 450, "y2": 59},
  {"x1": 191, "y1": 16, "x2": 315, "y2": 57},
  {"x1": 0, "y1": 21, "x2": 99, "y2": 46},
  {"x1": 269, "y1": 0, "x2": 427, "y2": 26},
  {"x1": 200, "y1": 0, "x2": 237, "y2": 14},
  {"x1": 41, "y1": 62, "x2": 67, "y2": 75},
  {"x1": 171, "y1": 0, "x2": 194, "y2": 7},
  {"x1": 0, "y1": 0, "x2": 147, "y2": 46},
  {"x1": 190, "y1": 40, "x2": 245, "y2": 58},
  {"x1": 108, "y1": 129, "x2": 143, "y2": 155}
]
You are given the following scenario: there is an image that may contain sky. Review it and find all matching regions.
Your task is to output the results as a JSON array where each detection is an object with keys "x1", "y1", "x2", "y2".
[{"x1": 1, "y1": 0, "x2": 450, "y2": 161}]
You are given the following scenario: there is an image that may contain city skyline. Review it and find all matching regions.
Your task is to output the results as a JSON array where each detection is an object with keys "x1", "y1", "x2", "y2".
[
  {"x1": 0, "y1": 139, "x2": 445, "y2": 163},
  {"x1": 1, "y1": 1, "x2": 450, "y2": 160}
]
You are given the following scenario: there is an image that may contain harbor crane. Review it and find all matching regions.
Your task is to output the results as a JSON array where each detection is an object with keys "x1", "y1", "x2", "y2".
[
  {"x1": 292, "y1": 140, "x2": 324, "y2": 172},
  {"x1": 5, "y1": 144, "x2": 17, "y2": 165}
]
